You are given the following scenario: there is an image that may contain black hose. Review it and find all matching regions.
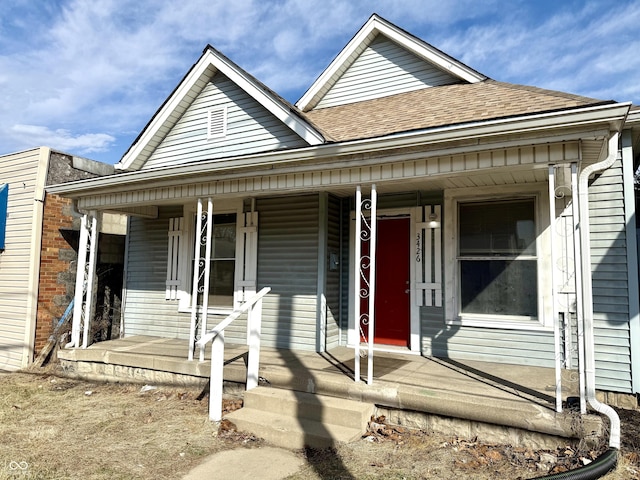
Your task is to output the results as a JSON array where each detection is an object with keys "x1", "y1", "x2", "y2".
[{"x1": 531, "y1": 447, "x2": 618, "y2": 480}]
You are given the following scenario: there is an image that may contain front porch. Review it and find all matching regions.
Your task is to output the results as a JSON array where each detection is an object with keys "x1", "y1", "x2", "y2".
[{"x1": 56, "y1": 335, "x2": 595, "y2": 448}]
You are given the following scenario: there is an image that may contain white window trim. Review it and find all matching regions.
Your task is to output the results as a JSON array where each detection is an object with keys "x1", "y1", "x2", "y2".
[
  {"x1": 444, "y1": 183, "x2": 553, "y2": 331},
  {"x1": 177, "y1": 198, "x2": 243, "y2": 315}
]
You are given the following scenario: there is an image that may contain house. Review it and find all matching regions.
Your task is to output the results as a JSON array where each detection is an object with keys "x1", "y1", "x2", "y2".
[
  {"x1": 0, "y1": 147, "x2": 125, "y2": 371},
  {"x1": 48, "y1": 14, "x2": 640, "y2": 415}
]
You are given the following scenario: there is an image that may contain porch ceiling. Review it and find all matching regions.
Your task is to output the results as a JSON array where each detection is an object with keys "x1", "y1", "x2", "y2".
[{"x1": 315, "y1": 165, "x2": 552, "y2": 198}]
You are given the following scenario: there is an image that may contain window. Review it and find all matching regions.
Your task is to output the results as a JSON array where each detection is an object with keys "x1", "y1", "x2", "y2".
[
  {"x1": 169, "y1": 199, "x2": 258, "y2": 313},
  {"x1": 0, "y1": 184, "x2": 7, "y2": 251},
  {"x1": 192, "y1": 213, "x2": 236, "y2": 308},
  {"x1": 457, "y1": 199, "x2": 538, "y2": 319},
  {"x1": 206, "y1": 213, "x2": 236, "y2": 307}
]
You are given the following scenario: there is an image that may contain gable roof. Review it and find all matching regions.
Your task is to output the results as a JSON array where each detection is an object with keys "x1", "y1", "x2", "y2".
[
  {"x1": 303, "y1": 80, "x2": 610, "y2": 142},
  {"x1": 117, "y1": 45, "x2": 325, "y2": 171},
  {"x1": 296, "y1": 13, "x2": 486, "y2": 112}
]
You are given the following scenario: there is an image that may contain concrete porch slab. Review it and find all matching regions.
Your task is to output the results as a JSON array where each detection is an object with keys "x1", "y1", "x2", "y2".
[{"x1": 57, "y1": 335, "x2": 594, "y2": 447}]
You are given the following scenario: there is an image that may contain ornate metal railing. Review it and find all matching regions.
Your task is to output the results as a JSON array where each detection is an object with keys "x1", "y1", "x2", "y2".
[{"x1": 354, "y1": 185, "x2": 377, "y2": 385}]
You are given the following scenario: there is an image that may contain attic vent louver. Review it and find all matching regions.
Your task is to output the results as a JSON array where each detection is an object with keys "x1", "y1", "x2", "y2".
[{"x1": 207, "y1": 106, "x2": 227, "y2": 140}]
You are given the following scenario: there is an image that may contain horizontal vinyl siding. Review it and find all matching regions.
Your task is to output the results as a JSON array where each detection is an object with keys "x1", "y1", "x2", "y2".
[
  {"x1": 143, "y1": 72, "x2": 307, "y2": 169},
  {"x1": 317, "y1": 35, "x2": 459, "y2": 109},
  {"x1": 0, "y1": 148, "x2": 41, "y2": 371},
  {"x1": 589, "y1": 160, "x2": 632, "y2": 392},
  {"x1": 325, "y1": 195, "x2": 342, "y2": 350},
  {"x1": 257, "y1": 195, "x2": 319, "y2": 350},
  {"x1": 124, "y1": 205, "x2": 192, "y2": 339},
  {"x1": 421, "y1": 309, "x2": 556, "y2": 367}
]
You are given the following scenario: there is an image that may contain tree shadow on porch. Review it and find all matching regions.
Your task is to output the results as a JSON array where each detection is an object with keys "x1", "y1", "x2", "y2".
[
  {"x1": 426, "y1": 318, "x2": 562, "y2": 409},
  {"x1": 274, "y1": 295, "x2": 356, "y2": 480},
  {"x1": 431, "y1": 357, "x2": 556, "y2": 407}
]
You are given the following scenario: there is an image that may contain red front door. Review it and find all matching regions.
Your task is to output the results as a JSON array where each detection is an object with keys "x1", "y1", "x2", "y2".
[{"x1": 360, "y1": 217, "x2": 410, "y2": 346}]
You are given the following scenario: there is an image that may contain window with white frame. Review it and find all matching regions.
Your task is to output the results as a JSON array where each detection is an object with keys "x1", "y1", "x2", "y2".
[
  {"x1": 196, "y1": 212, "x2": 237, "y2": 308},
  {"x1": 457, "y1": 198, "x2": 538, "y2": 319},
  {"x1": 166, "y1": 198, "x2": 258, "y2": 314}
]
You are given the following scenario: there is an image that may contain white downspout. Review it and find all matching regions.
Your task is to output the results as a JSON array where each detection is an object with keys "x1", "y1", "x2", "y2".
[{"x1": 577, "y1": 132, "x2": 621, "y2": 449}]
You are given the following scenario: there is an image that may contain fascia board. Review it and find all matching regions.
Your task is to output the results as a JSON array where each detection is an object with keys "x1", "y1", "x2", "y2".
[
  {"x1": 206, "y1": 50, "x2": 324, "y2": 146},
  {"x1": 296, "y1": 15, "x2": 379, "y2": 111},
  {"x1": 117, "y1": 56, "x2": 215, "y2": 171},
  {"x1": 624, "y1": 109, "x2": 640, "y2": 125},
  {"x1": 296, "y1": 14, "x2": 485, "y2": 111},
  {"x1": 373, "y1": 18, "x2": 485, "y2": 84},
  {"x1": 49, "y1": 103, "x2": 631, "y2": 196}
]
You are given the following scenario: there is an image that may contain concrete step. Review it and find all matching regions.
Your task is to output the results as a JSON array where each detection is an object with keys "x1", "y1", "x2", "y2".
[
  {"x1": 225, "y1": 387, "x2": 374, "y2": 449},
  {"x1": 242, "y1": 386, "x2": 374, "y2": 431}
]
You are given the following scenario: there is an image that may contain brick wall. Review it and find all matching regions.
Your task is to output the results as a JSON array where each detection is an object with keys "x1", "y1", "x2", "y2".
[
  {"x1": 34, "y1": 151, "x2": 123, "y2": 358},
  {"x1": 34, "y1": 193, "x2": 77, "y2": 353}
]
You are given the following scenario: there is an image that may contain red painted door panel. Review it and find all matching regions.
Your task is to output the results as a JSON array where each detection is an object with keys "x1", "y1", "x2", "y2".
[{"x1": 360, "y1": 217, "x2": 410, "y2": 346}]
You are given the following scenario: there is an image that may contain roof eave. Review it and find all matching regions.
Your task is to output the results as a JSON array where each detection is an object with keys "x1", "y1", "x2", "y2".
[{"x1": 48, "y1": 102, "x2": 631, "y2": 197}]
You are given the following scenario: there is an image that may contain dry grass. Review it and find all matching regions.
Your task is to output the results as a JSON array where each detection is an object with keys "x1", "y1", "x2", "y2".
[
  {"x1": 1, "y1": 369, "x2": 638, "y2": 479},
  {"x1": 0, "y1": 369, "x2": 248, "y2": 480}
]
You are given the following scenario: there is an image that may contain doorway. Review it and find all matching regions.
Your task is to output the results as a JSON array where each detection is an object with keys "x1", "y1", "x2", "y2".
[{"x1": 360, "y1": 217, "x2": 411, "y2": 347}]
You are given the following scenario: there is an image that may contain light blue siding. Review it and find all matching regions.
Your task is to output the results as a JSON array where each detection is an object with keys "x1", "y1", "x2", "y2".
[
  {"x1": 124, "y1": 206, "x2": 190, "y2": 338},
  {"x1": 317, "y1": 35, "x2": 459, "y2": 109},
  {"x1": 143, "y1": 72, "x2": 308, "y2": 169},
  {"x1": 124, "y1": 205, "x2": 241, "y2": 343},
  {"x1": 257, "y1": 195, "x2": 319, "y2": 350},
  {"x1": 589, "y1": 160, "x2": 633, "y2": 392},
  {"x1": 421, "y1": 309, "x2": 557, "y2": 367},
  {"x1": 325, "y1": 195, "x2": 342, "y2": 350}
]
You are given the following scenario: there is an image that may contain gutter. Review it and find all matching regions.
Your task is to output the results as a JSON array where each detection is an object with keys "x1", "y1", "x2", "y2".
[
  {"x1": 47, "y1": 102, "x2": 630, "y2": 197},
  {"x1": 577, "y1": 132, "x2": 621, "y2": 450}
]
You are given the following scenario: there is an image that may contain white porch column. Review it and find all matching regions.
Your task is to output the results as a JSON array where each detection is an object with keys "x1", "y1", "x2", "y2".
[
  {"x1": 548, "y1": 165, "x2": 563, "y2": 413},
  {"x1": 188, "y1": 198, "x2": 213, "y2": 361},
  {"x1": 354, "y1": 185, "x2": 377, "y2": 385},
  {"x1": 70, "y1": 211, "x2": 100, "y2": 349}
]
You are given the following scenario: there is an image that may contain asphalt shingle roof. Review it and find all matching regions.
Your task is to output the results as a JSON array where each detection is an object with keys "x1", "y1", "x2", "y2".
[{"x1": 303, "y1": 80, "x2": 611, "y2": 142}]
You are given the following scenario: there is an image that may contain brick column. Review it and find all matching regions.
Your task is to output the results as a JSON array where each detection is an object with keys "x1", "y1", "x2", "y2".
[{"x1": 34, "y1": 193, "x2": 77, "y2": 353}]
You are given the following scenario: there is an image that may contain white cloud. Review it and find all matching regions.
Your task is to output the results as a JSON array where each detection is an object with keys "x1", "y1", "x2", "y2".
[
  {"x1": 10, "y1": 124, "x2": 115, "y2": 154},
  {"x1": 0, "y1": 0, "x2": 639, "y2": 163}
]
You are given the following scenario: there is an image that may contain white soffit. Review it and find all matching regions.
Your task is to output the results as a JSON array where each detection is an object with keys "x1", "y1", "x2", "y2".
[
  {"x1": 296, "y1": 13, "x2": 487, "y2": 112},
  {"x1": 117, "y1": 47, "x2": 325, "y2": 172}
]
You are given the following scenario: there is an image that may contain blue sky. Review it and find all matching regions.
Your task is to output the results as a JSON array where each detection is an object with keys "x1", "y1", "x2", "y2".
[{"x1": 1, "y1": 0, "x2": 639, "y2": 164}]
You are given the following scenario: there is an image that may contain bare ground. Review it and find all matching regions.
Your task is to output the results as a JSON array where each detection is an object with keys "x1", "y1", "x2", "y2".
[{"x1": 1, "y1": 368, "x2": 638, "y2": 480}]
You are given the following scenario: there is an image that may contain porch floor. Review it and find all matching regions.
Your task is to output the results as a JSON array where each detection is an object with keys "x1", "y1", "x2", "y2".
[{"x1": 58, "y1": 335, "x2": 588, "y2": 444}]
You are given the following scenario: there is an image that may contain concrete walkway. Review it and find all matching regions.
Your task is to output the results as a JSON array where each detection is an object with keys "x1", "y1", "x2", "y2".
[{"x1": 182, "y1": 446, "x2": 303, "y2": 480}]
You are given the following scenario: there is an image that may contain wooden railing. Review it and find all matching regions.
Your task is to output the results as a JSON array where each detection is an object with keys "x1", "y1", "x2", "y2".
[{"x1": 195, "y1": 287, "x2": 271, "y2": 421}]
